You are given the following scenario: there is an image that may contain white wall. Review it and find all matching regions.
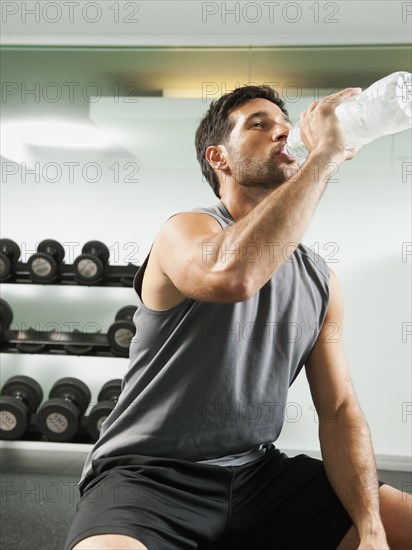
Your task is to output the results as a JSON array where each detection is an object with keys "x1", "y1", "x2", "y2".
[{"x1": 1, "y1": 90, "x2": 411, "y2": 465}]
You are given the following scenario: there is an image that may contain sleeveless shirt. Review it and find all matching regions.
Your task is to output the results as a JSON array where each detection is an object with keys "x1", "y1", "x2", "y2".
[{"x1": 78, "y1": 201, "x2": 330, "y2": 490}]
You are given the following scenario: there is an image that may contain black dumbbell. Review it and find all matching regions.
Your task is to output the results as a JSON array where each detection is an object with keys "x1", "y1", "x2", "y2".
[
  {"x1": 35, "y1": 377, "x2": 91, "y2": 442},
  {"x1": 107, "y1": 305, "x2": 137, "y2": 357},
  {"x1": 14, "y1": 327, "x2": 46, "y2": 354},
  {"x1": 0, "y1": 376, "x2": 43, "y2": 439},
  {"x1": 16, "y1": 342, "x2": 47, "y2": 353},
  {"x1": 0, "y1": 299, "x2": 13, "y2": 332},
  {"x1": 28, "y1": 239, "x2": 65, "y2": 283},
  {"x1": 63, "y1": 329, "x2": 95, "y2": 356},
  {"x1": 86, "y1": 379, "x2": 122, "y2": 442},
  {"x1": 63, "y1": 344, "x2": 94, "y2": 355},
  {"x1": 16, "y1": 342, "x2": 46, "y2": 353},
  {"x1": 0, "y1": 239, "x2": 21, "y2": 282},
  {"x1": 73, "y1": 240, "x2": 110, "y2": 285}
]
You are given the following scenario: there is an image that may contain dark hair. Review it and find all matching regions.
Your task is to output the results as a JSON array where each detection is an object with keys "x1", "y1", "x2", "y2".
[{"x1": 195, "y1": 85, "x2": 289, "y2": 198}]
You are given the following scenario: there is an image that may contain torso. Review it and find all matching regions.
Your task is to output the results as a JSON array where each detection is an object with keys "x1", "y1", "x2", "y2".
[{"x1": 141, "y1": 254, "x2": 187, "y2": 311}]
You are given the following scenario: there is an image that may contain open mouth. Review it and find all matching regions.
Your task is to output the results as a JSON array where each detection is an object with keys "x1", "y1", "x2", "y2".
[{"x1": 275, "y1": 144, "x2": 296, "y2": 161}]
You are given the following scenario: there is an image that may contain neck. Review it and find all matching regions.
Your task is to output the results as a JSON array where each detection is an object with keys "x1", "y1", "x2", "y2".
[{"x1": 220, "y1": 186, "x2": 275, "y2": 222}]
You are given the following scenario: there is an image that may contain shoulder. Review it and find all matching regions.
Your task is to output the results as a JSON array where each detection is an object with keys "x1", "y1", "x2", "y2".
[
  {"x1": 157, "y1": 211, "x2": 223, "y2": 242},
  {"x1": 296, "y1": 243, "x2": 330, "y2": 283}
]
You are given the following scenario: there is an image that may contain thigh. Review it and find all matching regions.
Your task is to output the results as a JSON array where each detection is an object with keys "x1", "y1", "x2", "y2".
[
  {"x1": 215, "y1": 448, "x2": 354, "y2": 550},
  {"x1": 64, "y1": 456, "x2": 231, "y2": 550}
]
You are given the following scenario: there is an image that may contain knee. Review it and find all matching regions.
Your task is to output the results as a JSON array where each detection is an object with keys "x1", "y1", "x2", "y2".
[
  {"x1": 379, "y1": 484, "x2": 412, "y2": 550},
  {"x1": 72, "y1": 533, "x2": 149, "y2": 549}
]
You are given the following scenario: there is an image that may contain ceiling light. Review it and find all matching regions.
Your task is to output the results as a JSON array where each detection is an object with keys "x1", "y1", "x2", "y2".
[{"x1": 2, "y1": 119, "x2": 114, "y2": 149}]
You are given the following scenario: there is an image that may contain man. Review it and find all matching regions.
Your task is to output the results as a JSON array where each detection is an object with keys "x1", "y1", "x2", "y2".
[{"x1": 65, "y1": 85, "x2": 411, "y2": 549}]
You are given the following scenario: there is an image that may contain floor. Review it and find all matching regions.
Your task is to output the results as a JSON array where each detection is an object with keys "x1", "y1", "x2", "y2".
[
  {"x1": 1, "y1": 445, "x2": 411, "y2": 550},
  {"x1": 1, "y1": 446, "x2": 87, "y2": 550}
]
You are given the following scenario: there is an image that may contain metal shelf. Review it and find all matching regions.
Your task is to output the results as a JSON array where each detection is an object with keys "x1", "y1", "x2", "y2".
[
  {"x1": 1, "y1": 414, "x2": 96, "y2": 446},
  {"x1": 1, "y1": 262, "x2": 139, "y2": 287},
  {"x1": 0, "y1": 329, "x2": 130, "y2": 357}
]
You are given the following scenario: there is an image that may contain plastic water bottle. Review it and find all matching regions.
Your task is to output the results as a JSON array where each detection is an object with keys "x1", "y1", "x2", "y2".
[{"x1": 284, "y1": 71, "x2": 412, "y2": 164}]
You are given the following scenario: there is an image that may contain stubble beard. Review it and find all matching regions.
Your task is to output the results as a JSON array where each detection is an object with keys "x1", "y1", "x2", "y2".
[{"x1": 230, "y1": 150, "x2": 297, "y2": 191}]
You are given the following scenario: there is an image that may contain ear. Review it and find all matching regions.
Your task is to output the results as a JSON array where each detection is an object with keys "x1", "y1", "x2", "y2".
[{"x1": 205, "y1": 146, "x2": 228, "y2": 171}]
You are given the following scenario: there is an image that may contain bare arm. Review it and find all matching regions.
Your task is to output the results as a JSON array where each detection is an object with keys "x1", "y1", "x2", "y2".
[
  {"x1": 305, "y1": 268, "x2": 388, "y2": 548},
  {"x1": 150, "y1": 88, "x2": 361, "y2": 304}
]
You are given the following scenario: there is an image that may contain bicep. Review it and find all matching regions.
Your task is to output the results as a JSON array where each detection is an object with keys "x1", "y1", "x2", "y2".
[
  {"x1": 305, "y1": 267, "x2": 359, "y2": 420},
  {"x1": 151, "y1": 212, "x2": 240, "y2": 303}
]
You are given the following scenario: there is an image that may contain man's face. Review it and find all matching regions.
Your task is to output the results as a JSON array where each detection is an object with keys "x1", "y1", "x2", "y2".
[{"x1": 222, "y1": 98, "x2": 298, "y2": 190}]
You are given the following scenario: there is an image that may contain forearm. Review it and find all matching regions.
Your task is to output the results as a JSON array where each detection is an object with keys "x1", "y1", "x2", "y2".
[
  {"x1": 210, "y1": 149, "x2": 341, "y2": 296},
  {"x1": 319, "y1": 403, "x2": 385, "y2": 540}
]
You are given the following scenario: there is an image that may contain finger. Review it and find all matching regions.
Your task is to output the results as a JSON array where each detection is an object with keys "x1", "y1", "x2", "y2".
[
  {"x1": 306, "y1": 100, "x2": 320, "y2": 112},
  {"x1": 344, "y1": 147, "x2": 358, "y2": 161},
  {"x1": 322, "y1": 87, "x2": 362, "y2": 106},
  {"x1": 299, "y1": 101, "x2": 320, "y2": 123}
]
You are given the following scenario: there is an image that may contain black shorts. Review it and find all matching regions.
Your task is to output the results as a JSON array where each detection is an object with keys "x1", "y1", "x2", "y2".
[{"x1": 64, "y1": 444, "x2": 361, "y2": 550}]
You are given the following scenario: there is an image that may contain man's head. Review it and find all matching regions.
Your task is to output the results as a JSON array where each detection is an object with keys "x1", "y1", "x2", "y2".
[{"x1": 195, "y1": 85, "x2": 293, "y2": 199}]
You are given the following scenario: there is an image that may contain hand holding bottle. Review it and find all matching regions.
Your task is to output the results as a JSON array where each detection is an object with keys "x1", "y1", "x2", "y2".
[
  {"x1": 285, "y1": 71, "x2": 412, "y2": 165},
  {"x1": 298, "y1": 87, "x2": 362, "y2": 164}
]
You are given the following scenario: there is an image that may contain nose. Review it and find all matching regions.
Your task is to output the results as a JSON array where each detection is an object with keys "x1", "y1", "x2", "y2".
[{"x1": 272, "y1": 124, "x2": 290, "y2": 142}]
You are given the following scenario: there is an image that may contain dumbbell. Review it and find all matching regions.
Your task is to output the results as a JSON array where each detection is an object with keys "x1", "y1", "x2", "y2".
[
  {"x1": 63, "y1": 344, "x2": 93, "y2": 355},
  {"x1": 0, "y1": 239, "x2": 21, "y2": 282},
  {"x1": 0, "y1": 311, "x2": 46, "y2": 353},
  {"x1": 107, "y1": 305, "x2": 137, "y2": 357},
  {"x1": 73, "y1": 241, "x2": 110, "y2": 285},
  {"x1": 14, "y1": 326, "x2": 46, "y2": 353},
  {"x1": 63, "y1": 329, "x2": 94, "y2": 355},
  {"x1": 28, "y1": 239, "x2": 65, "y2": 283},
  {"x1": 86, "y1": 379, "x2": 122, "y2": 442},
  {"x1": 35, "y1": 378, "x2": 91, "y2": 442},
  {"x1": 0, "y1": 299, "x2": 13, "y2": 332},
  {"x1": 0, "y1": 376, "x2": 43, "y2": 439}
]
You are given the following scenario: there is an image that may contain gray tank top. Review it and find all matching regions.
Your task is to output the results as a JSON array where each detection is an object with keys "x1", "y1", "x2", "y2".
[{"x1": 78, "y1": 201, "x2": 330, "y2": 490}]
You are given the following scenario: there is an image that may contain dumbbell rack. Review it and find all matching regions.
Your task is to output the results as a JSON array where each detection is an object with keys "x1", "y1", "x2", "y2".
[
  {"x1": 0, "y1": 328, "x2": 117, "y2": 357},
  {"x1": 0, "y1": 242, "x2": 140, "y2": 446},
  {"x1": 1, "y1": 259, "x2": 140, "y2": 356},
  {"x1": 9, "y1": 413, "x2": 95, "y2": 444}
]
